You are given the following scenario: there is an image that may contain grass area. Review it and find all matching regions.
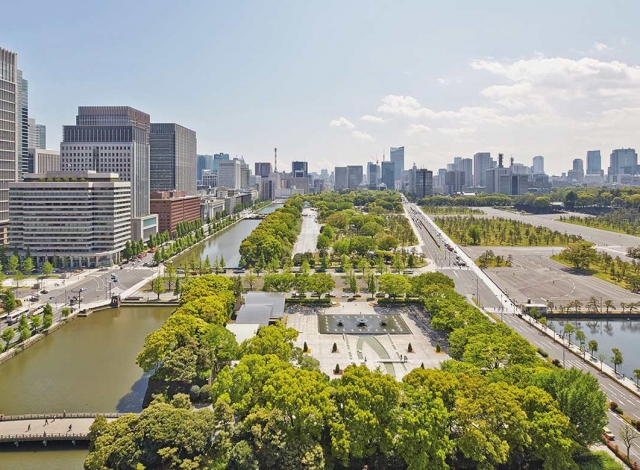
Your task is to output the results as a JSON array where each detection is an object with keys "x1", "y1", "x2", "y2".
[
  {"x1": 576, "y1": 450, "x2": 624, "y2": 470},
  {"x1": 559, "y1": 218, "x2": 632, "y2": 236},
  {"x1": 421, "y1": 206, "x2": 485, "y2": 215},
  {"x1": 435, "y1": 215, "x2": 583, "y2": 247},
  {"x1": 550, "y1": 255, "x2": 626, "y2": 289},
  {"x1": 474, "y1": 259, "x2": 513, "y2": 268}
]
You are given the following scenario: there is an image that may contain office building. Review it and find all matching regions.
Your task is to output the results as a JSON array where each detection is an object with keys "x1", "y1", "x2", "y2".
[
  {"x1": 461, "y1": 158, "x2": 473, "y2": 187},
  {"x1": 197, "y1": 154, "x2": 213, "y2": 183},
  {"x1": 255, "y1": 162, "x2": 272, "y2": 178},
  {"x1": 532, "y1": 156, "x2": 544, "y2": 174},
  {"x1": 17, "y1": 70, "x2": 29, "y2": 180},
  {"x1": 150, "y1": 190, "x2": 201, "y2": 235},
  {"x1": 444, "y1": 170, "x2": 465, "y2": 195},
  {"x1": 28, "y1": 118, "x2": 46, "y2": 149},
  {"x1": 292, "y1": 161, "x2": 308, "y2": 178},
  {"x1": 367, "y1": 162, "x2": 380, "y2": 189},
  {"x1": 201, "y1": 169, "x2": 217, "y2": 188},
  {"x1": 334, "y1": 167, "x2": 348, "y2": 191},
  {"x1": 381, "y1": 161, "x2": 395, "y2": 190},
  {"x1": 213, "y1": 153, "x2": 229, "y2": 171},
  {"x1": 415, "y1": 169, "x2": 433, "y2": 198},
  {"x1": 9, "y1": 171, "x2": 131, "y2": 267},
  {"x1": 217, "y1": 159, "x2": 242, "y2": 189},
  {"x1": 150, "y1": 123, "x2": 197, "y2": 195},
  {"x1": 473, "y1": 152, "x2": 492, "y2": 187},
  {"x1": 609, "y1": 148, "x2": 638, "y2": 175},
  {"x1": 586, "y1": 150, "x2": 602, "y2": 175},
  {"x1": 60, "y1": 106, "x2": 157, "y2": 240},
  {"x1": 0, "y1": 47, "x2": 18, "y2": 243},
  {"x1": 27, "y1": 148, "x2": 60, "y2": 174},
  {"x1": 390, "y1": 147, "x2": 404, "y2": 185},
  {"x1": 573, "y1": 158, "x2": 584, "y2": 172},
  {"x1": 347, "y1": 165, "x2": 363, "y2": 190},
  {"x1": 485, "y1": 154, "x2": 529, "y2": 195}
]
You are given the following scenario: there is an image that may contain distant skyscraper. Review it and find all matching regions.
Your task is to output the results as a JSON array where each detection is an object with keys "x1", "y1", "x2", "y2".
[
  {"x1": 381, "y1": 161, "x2": 395, "y2": 189},
  {"x1": 572, "y1": 158, "x2": 584, "y2": 172},
  {"x1": 217, "y1": 159, "x2": 241, "y2": 189},
  {"x1": 453, "y1": 156, "x2": 462, "y2": 169},
  {"x1": 473, "y1": 152, "x2": 492, "y2": 187},
  {"x1": 461, "y1": 158, "x2": 473, "y2": 187},
  {"x1": 150, "y1": 123, "x2": 197, "y2": 195},
  {"x1": 17, "y1": 70, "x2": 28, "y2": 180},
  {"x1": 390, "y1": 147, "x2": 404, "y2": 184},
  {"x1": 292, "y1": 161, "x2": 308, "y2": 177},
  {"x1": 60, "y1": 106, "x2": 157, "y2": 239},
  {"x1": 0, "y1": 47, "x2": 18, "y2": 242},
  {"x1": 444, "y1": 170, "x2": 465, "y2": 195},
  {"x1": 415, "y1": 169, "x2": 433, "y2": 198},
  {"x1": 28, "y1": 118, "x2": 46, "y2": 149},
  {"x1": 334, "y1": 167, "x2": 348, "y2": 190},
  {"x1": 197, "y1": 154, "x2": 213, "y2": 183},
  {"x1": 586, "y1": 150, "x2": 602, "y2": 175},
  {"x1": 347, "y1": 165, "x2": 363, "y2": 190},
  {"x1": 609, "y1": 149, "x2": 637, "y2": 175},
  {"x1": 532, "y1": 156, "x2": 544, "y2": 174},
  {"x1": 255, "y1": 162, "x2": 272, "y2": 178},
  {"x1": 213, "y1": 153, "x2": 229, "y2": 171},
  {"x1": 367, "y1": 162, "x2": 380, "y2": 188}
]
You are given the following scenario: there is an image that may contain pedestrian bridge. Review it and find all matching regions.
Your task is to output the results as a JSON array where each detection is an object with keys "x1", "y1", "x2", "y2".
[{"x1": 0, "y1": 413, "x2": 124, "y2": 446}]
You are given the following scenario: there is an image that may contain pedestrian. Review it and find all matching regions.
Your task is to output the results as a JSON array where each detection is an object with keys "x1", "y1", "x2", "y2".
[
  {"x1": 68, "y1": 424, "x2": 72, "y2": 432},
  {"x1": 44, "y1": 418, "x2": 48, "y2": 425},
  {"x1": 27, "y1": 424, "x2": 31, "y2": 431},
  {"x1": 63, "y1": 410, "x2": 66, "y2": 418}
]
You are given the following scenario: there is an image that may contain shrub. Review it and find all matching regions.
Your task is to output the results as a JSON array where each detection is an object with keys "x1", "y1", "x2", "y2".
[
  {"x1": 199, "y1": 384, "x2": 212, "y2": 404},
  {"x1": 189, "y1": 384, "x2": 201, "y2": 402},
  {"x1": 303, "y1": 341, "x2": 309, "y2": 353},
  {"x1": 551, "y1": 358, "x2": 562, "y2": 368},
  {"x1": 334, "y1": 364, "x2": 341, "y2": 374},
  {"x1": 408, "y1": 343, "x2": 413, "y2": 353},
  {"x1": 435, "y1": 343, "x2": 441, "y2": 353},
  {"x1": 537, "y1": 348, "x2": 549, "y2": 358},
  {"x1": 332, "y1": 342, "x2": 337, "y2": 353}
]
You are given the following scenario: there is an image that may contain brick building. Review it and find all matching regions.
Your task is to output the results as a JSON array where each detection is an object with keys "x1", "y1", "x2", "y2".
[{"x1": 150, "y1": 191, "x2": 201, "y2": 235}]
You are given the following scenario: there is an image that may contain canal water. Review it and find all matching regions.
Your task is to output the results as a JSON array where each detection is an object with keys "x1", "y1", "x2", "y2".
[
  {"x1": 175, "y1": 203, "x2": 282, "y2": 267},
  {"x1": 548, "y1": 319, "x2": 640, "y2": 378}
]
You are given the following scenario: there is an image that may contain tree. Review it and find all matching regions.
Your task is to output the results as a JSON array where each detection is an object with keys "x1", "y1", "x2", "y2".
[
  {"x1": 152, "y1": 276, "x2": 166, "y2": 300},
  {"x1": 604, "y1": 299, "x2": 615, "y2": 313},
  {"x1": 575, "y1": 329, "x2": 586, "y2": 357},
  {"x1": 173, "y1": 277, "x2": 182, "y2": 297},
  {"x1": 18, "y1": 315, "x2": 31, "y2": 343},
  {"x1": 378, "y1": 274, "x2": 410, "y2": 299},
  {"x1": 3, "y1": 288, "x2": 16, "y2": 313},
  {"x1": 598, "y1": 353, "x2": 607, "y2": 372},
  {"x1": 633, "y1": 368, "x2": 640, "y2": 387},
  {"x1": 1, "y1": 327, "x2": 15, "y2": 351},
  {"x1": 21, "y1": 257, "x2": 34, "y2": 276},
  {"x1": 30, "y1": 314, "x2": 42, "y2": 332},
  {"x1": 244, "y1": 270, "x2": 257, "y2": 291},
  {"x1": 61, "y1": 306, "x2": 71, "y2": 319},
  {"x1": 620, "y1": 424, "x2": 640, "y2": 459},
  {"x1": 41, "y1": 261, "x2": 54, "y2": 280},
  {"x1": 316, "y1": 234, "x2": 330, "y2": 251},
  {"x1": 467, "y1": 224, "x2": 481, "y2": 245},
  {"x1": 6, "y1": 254, "x2": 19, "y2": 274},
  {"x1": 560, "y1": 241, "x2": 598, "y2": 270},
  {"x1": 588, "y1": 339, "x2": 598, "y2": 358},
  {"x1": 13, "y1": 270, "x2": 24, "y2": 290},
  {"x1": 153, "y1": 249, "x2": 162, "y2": 265},
  {"x1": 563, "y1": 323, "x2": 575, "y2": 345},
  {"x1": 42, "y1": 303, "x2": 54, "y2": 329},
  {"x1": 309, "y1": 273, "x2": 335, "y2": 299},
  {"x1": 164, "y1": 263, "x2": 176, "y2": 291},
  {"x1": 612, "y1": 347, "x2": 623, "y2": 375}
]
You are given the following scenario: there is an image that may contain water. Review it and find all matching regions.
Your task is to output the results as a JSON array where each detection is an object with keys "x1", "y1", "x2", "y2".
[
  {"x1": 548, "y1": 319, "x2": 640, "y2": 377},
  {"x1": 0, "y1": 306, "x2": 172, "y2": 469},
  {"x1": 175, "y1": 203, "x2": 282, "y2": 267}
]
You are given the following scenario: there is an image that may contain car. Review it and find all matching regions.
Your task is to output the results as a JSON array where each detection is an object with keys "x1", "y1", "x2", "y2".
[
  {"x1": 138, "y1": 254, "x2": 143, "y2": 259},
  {"x1": 40, "y1": 289, "x2": 48, "y2": 294},
  {"x1": 150, "y1": 248, "x2": 156, "y2": 253},
  {"x1": 354, "y1": 293, "x2": 362, "y2": 298},
  {"x1": 315, "y1": 267, "x2": 326, "y2": 273},
  {"x1": 335, "y1": 267, "x2": 344, "y2": 273},
  {"x1": 603, "y1": 427, "x2": 615, "y2": 440},
  {"x1": 233, "y1": 268, "x2": 245, "y2": 274}
]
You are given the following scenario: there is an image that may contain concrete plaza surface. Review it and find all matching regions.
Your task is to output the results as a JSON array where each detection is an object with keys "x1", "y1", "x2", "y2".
[
  {"x1": 286, "y1": 300, "x2": 449, "y2": 381},
  {"x1": 0, "y1": 416, "x2": 116, "y2": 441},
  {"x1": 293, "y1": 207, "x2": 321, "y2": 255}
]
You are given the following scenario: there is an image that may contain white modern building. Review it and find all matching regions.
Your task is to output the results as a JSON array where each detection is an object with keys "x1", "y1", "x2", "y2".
[
  {"x1": 473, "y1": 152, "x2": 492, "y2": 188},
  {"x1": 217, "y1": 159, "x2": 241, "y2": 189},
  {"x1": 9, "y1": 171, "x2": 131, "y2": 267},
  {"x1": 0, "y1": 47, "x2": 18, "y2": 243},
  {"x1": 27, "y1": 148, "x2": 60, "y2": 174},
  {"x1": 390, "y1": 146, "x2": 405, "y2": 185},
  {"x1": 28, "y1": 118, "x2": 46, "y2": 149}
]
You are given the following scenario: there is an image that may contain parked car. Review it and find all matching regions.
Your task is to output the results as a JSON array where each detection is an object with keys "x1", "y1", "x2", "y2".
[
  {"x1": 603, "y1": 427, "x2": 615, "y2": 441},
  {"x1": 40, "y1": 289, "x2": 48, "y2": 294}
]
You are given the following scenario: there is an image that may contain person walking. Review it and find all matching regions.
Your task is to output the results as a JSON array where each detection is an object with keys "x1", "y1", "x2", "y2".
[
  {"x1": 44, "y1": 418, "x2": 48, "y2": 425},
  {"x1": 27, "y1": 424, "x2": 31, "y2": 431},
  {"x1": 68, "y1": 424, "x2": 72, "y2": 432}
]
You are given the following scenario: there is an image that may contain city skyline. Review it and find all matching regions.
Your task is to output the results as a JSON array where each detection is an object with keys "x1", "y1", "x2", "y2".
[{"x1": 4, "y1": 1, "x2": 640, "y2": 175}]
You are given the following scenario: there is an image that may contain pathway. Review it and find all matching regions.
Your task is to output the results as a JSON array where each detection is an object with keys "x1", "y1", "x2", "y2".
[{"x1": 0, "y1": 414, "x2": 122, "y2": 444}]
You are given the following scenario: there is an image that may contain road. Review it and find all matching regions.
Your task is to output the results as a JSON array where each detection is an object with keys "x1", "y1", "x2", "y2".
[
  {"x1": 293, "y1": 207, "x2": 321, "y2": 255},
  {"x1": 405, "y1": 202, "x2": 640, "y2": 459}
]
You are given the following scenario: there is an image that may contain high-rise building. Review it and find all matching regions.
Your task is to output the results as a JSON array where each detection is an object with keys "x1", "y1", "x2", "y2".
[
  {"x1": 381, "y1": 161, "x2": 395, "y2": 190},
  {"x1": 415, "y1": 169, "x2": 433, "y2": 198},
  {"x1": 150, "y1": 191, "x2": 201, "y2": 235},
  {"x1": 444, "y1": 170, "x2": 465, "y2": 195},
  {"x1": 150, "y1": 123, "x2": 197, "y2": 195},
  {"x1": 609, "y1": 149, "x2": 638, "y2": 175},
  {"x1": 201, "y1": 169, "x2": 217, "y2": 188},
  {"x1": 572, "y1": 158, "x2": 584, "y2": 172},
  {"x1": 9, "y1": 171, "x2": 131, "y2": 267},
  {"x1": 28, "y1": 118, "x2": 46, "y2": 149},
  {"x1": 60, "y1": 106, "x2": 157, "y2": 240},
  {"x1": 461, "y1": 158, "x2": 473, "y2": 187},
  {"x1": 17, "y1": 70, "x2": 29, "y2": 180},
  {"x1": 217, "y1": 159, "x2": 241, "y2": 189},
  {"x1": 453, "y1": 156, "x2": 462, "y2": 169},
  {"x1": 255, "y1": 162, "x2": 272, "y2": 178},
  {"x1": 532, "y1": 156, "x2": 544, "y2": 174},
  {"x1": 586, "y1": 150, "x2": 602, "y2": 175},
  {"x1": 240, "y1": 160, "x2": 250, "y2": 189},
  {"x1": 334, "y1": 167, "x2": 348, "y2": 191},
  {"x1": 367, "y1": 162, "x2": 380, "y2": 189},
  {"x1": 390, "y1": 147, "x2": 405, "y2": 184},
  {"x1": 347, "y1": 165, "x2": 363, "y2": 190},
  {"x1": 27, "y1": 148, "x2": 60, "y2": 174},
  {"x1": 213, "y1": 153, "x2": 229, "y2": 171},
  {"x1": 473, "y1": 152, "x2": 492, "y2": 187},
  {"x1": 485, "y1": 154, "x2": 529, "y2": 195},
  {"x1": 197, "y1": 154, "x2": 213, "y2": 183},
  {"x1": 292, "y1": 161, "x2": 308, "y2": 178},
  {"x1": 0, "y1": 47, "x2": 18, "y2": 243}
]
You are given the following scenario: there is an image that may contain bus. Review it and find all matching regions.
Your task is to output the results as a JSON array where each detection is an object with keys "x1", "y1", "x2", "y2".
[{"x1": 6, "y1": 307, "x2": 30, "y2": 325}]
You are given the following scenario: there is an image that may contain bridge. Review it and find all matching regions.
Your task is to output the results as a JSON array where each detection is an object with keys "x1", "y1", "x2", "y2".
[{"x1": 0, "y1": 413, "x2": 124, "y2": 446}]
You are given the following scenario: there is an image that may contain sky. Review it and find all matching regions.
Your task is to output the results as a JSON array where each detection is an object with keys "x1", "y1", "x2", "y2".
[{"x1": 3, "y1": 0, "x2": 640, "y2": 175}]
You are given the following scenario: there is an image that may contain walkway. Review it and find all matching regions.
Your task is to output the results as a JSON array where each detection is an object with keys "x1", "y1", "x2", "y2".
[
  {"x1": 356, "y1": 336, "x2": 396, "y2": 377},
  {"x1": 293, "y1": 208, "x2": 320, "y2": 255},
  {"x1": 0, "y1": 413, "x2": 122, "y2": 444}
]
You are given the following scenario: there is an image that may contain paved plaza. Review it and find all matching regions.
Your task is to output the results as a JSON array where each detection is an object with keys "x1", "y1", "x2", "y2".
[{"x1": 286, "y1": 300, "x2": 449, "y2": 381}]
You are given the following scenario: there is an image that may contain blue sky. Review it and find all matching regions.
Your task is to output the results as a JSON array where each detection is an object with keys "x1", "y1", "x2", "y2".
[{"x1": 3, "y1": 0, "x2": 640, "y2": 174}]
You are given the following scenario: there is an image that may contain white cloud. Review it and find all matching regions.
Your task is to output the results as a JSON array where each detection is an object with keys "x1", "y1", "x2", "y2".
[
  {"x1": 405, "y1": 124, "x2": 432, "y2": 136},
  {"x1": 437, "y1": 77, "x2": 462, "y2": 86},
  {"x1": 594, "y1": 42, "x2": 611, "y2": 52},
  {"x1": 329, "y1": 117, "x2": 354, "y2": 128},
  {"x1": 437, "y1": 126, "x2": 478, "y2": 136},
  {"x1": 377, "y1": 95, "x2": 458, "y2": 118},
  {"x1": 361, "y1": 115, "x2": 386, "y2": 123},
  {"x1": 352, "y1": 131, "x2": 375, "y2": 141}
]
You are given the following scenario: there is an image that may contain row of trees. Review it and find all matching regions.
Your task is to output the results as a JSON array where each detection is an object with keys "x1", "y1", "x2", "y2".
[
  {"x1": 86, "y1": 269, "x2": 609, "y2": 469},
  {"x1": 418, "y1": 194, "x2": 513, "y2": 207},
  {"x1": 561, "y1": 208, "x2": 640, "y2": 236},
  {"x1": 307, "y1": 190, "x2": 404, "y2": 220},
  {"x1": 436, "y1": 215, "x2": 584, "y2": 246},
  {"x1": 1, "y1": 302, "x2": 58, "y2": 352}
]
